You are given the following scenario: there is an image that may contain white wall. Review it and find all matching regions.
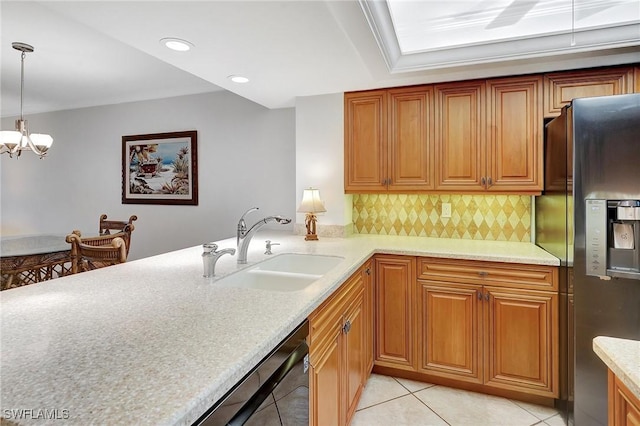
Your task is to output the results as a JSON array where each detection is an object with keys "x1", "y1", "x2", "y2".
[
  {"x1": 295, "y1": 93, "x2": 352, "y2": 232},
  {"x1": 1, "y1": 91, "x2": 296, "y2": 260}
]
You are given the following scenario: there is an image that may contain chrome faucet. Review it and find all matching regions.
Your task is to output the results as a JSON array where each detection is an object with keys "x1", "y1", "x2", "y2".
[
  {"x1": 202, "y1": 243, "x2": 236, "y2": 277},
  {"x1": 237, "y1": 207, "x2": 291, "y2": 264}
]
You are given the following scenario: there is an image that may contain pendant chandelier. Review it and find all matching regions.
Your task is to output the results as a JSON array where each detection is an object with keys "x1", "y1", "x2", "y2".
[{"x1": 0, "y1": 42, "x2": 53, "y2": 159}]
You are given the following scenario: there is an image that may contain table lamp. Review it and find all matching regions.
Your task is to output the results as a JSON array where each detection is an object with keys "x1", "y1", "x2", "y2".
[{"x1": 297, "y1": 188, "x2": 326, "y2": 241}]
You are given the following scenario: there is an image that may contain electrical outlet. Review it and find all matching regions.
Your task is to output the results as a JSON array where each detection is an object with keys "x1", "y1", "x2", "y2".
[{"x1": 442, "y1": 202, "x2": 452, "y2": 218}]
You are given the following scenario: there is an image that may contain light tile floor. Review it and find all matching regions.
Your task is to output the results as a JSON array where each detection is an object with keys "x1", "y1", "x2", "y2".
[{"x1": 351, "y1": 374, "x2": 567, "y2": 426}]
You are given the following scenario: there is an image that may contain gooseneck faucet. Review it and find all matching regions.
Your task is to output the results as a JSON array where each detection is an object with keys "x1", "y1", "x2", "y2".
[{"x1": 237, "y1": 207, "x2": 291, "y2": 264}]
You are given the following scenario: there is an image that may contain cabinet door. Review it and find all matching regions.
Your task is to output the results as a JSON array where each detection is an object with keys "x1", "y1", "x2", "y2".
[
  {"x1": 484, "y1": 287, "x2": 558, "y2": 397},
  {"x1": 362, "y1": 260, "x2": 375, "y2": 376},
  {"x1": 543, "y1": 67, "x2": 634, "y2": 117},
  {"x1": 309, "y1": 322, "x2": 343, "y2": 426},
  {"x1": 635, "y1": 67, "x2": 640, "y2": 94},
  {"x1": 487, "y1": 76, "x2": 543, "y2": 193},
  {"x1": 609, "y1": 370, "x2": 640, "y2": 426},
  {"x1": 435, "y1": 81, "x2": 486, "y2": 191},
  {"x1": 374, "y1": 255, "x2": 416, "y2": 370},
  {"x1": 344, "y1": 91, "x2": 387, "y2": 192},
  {"x1": 388, "y1": 86, "x2": 435, "y2": 191},
  {"x1": 417, "y1": 281, "x2": 482, "y2": 383},
  {"x1": 344, "y1": 289, "x2": 365, "y2": 425}
]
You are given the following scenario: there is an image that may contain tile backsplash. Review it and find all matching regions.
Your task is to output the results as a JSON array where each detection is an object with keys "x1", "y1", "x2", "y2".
[{"x1": 352, "y1": 194, "x2": 531, "y2": 242}]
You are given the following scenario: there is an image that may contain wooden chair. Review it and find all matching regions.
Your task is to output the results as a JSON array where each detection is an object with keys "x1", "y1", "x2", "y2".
[
  {"x1": 98, "y1": 214, "x2": 136, "y2": 256},
  {"x1": 65, "y1": 232, "x2": 128, "y2": 273},
  {"x1": 99, "y1": 214, "x2": 137, "y2": 235}
]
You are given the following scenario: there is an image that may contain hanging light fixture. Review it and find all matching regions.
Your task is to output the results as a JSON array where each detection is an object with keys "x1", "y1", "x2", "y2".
[{"x1": 0, "y1": 42, "x2": 53, "y2": 159}]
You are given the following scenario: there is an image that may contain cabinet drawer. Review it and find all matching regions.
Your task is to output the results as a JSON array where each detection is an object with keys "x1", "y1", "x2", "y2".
[
  {"x1": 309, "y1": 269, "x2": 363, "y2": 348},
  {"x1": 417, "y1": 257, "x2": 558, "y2": 291}
]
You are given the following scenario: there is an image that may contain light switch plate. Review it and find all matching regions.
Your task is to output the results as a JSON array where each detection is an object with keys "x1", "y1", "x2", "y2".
[{"x1": 442, "y1": 202, "x2": 452, "y2": 218}]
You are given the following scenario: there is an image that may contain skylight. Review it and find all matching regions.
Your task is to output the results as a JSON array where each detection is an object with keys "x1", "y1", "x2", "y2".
[
  {"x1": 387, "y1": 0, "x2": 639, "y2": 53},
  {"x1": 360, "y1": 0, "x2": 640, "y2": 72}
]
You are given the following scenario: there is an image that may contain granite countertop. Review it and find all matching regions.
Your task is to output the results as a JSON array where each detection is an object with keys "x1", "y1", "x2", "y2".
[
  {"x1": 0, "y1": 232, "x2": 558, "y2": 425},
  {"x1": 593, "y1": 336, "x2": 640, "y2": 399}
]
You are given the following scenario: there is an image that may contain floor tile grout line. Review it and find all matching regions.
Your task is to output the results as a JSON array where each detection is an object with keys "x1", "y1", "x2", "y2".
[
  {"x1": 355, "y1": 392, "x2": 411, "y2": 412},
  {"x1": 510, "y1": 398, "x2": 561, "y2": 423},
  {"x1": 358, "y1": 376, "x2": 566, "y2": 426},
  {"x1": 409, "y1": 389, "x2": 452, "y2": 426},
  {"x1": 392, "y1": 376, "x2": 437, "y2": 394}
]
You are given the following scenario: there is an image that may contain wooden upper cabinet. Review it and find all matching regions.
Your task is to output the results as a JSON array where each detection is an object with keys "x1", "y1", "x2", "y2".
[
  {"x1": 388, "y1": 86, "x2": 435, "y2": 191},
  {"x1": 543, "y1": 67, "x2": 634, "y2": 117},
  {"x1": 435, "y1": 81, "x2": 486, "y2": 191},
  {"x1": 345, "y1": 87, "x2": 434, "y2": 193},
  {"x1": 344, "y1": 91, "x2": 387, "y2": 192},
  {"x1": 487, "y1": 76, "x2": 543, "y2": 192}
]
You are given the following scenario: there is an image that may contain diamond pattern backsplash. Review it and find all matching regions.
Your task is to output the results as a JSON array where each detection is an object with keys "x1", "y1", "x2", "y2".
[{"x1": 352, "y1": 194, "x2": 531, "y2": 242}]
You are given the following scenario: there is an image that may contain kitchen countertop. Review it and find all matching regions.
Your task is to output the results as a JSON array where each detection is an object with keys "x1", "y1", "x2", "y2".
[
  {"x1": 0, "y1": 232, "x2": 558, "y2": 425},
  {"x1": 593, "y1": 336, "x2": 640, "y2": 400}
]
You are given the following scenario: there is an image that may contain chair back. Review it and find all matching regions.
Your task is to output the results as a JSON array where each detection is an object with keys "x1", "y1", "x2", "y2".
[
  {"x1": 99, "y1": 214, "x2": 137, "y2": 235},
  {"x1": 98, "y1": 214, "x2": 137, "y2": 256},
  {"x1": 66, "y1": 232, "x2": 128, "y2": 273}
]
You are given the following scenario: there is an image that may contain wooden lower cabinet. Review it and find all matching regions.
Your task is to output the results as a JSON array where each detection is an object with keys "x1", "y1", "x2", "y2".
[
  {"x1": 485, "y1": 287, "x2": 558, "y2": 396},
  {"x1": 309, "y1": 264, "x2": 368, "y2": 426},
  {"x1": 609, "y1": 369, "x2": 640, "y2": 426},
  {"x1": 415, "y1": 257, "x2": 559, "y2": 399},
  {"x1": 417, "y1": 282, "x2": 482, "y2": 382},
  {"x1": 310, "y1": 324, "x2": 342, "y2": 426},
  {"x1": 362, "y1": 259, "x2": 375, "y2": 376},
  {"x1": 374, "y1": 255, "x2": 416, "y2": 370}
]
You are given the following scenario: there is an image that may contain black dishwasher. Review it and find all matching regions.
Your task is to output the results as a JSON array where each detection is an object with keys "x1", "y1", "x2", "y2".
[{"x1": 194, "y1": 320, "x2": 309, "y2": 426}]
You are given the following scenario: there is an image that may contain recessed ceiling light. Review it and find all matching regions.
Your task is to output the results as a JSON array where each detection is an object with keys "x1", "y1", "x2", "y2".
[
  {"x1": 228, "y1": 75, "x2": 250, "y2": 84},
  {"x1": 160, "y1": 38, "x2": 194, "y2": 52}
]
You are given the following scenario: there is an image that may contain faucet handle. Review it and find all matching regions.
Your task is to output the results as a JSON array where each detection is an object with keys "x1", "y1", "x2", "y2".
[
  {"x1": 203, "y1": 242, "x2": 218, "y2": 253},
  {"x1": 265, "y1": 240, "x2": 280, "y2": 255}
]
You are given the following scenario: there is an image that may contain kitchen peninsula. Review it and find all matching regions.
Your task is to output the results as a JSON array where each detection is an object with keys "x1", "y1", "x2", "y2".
[{"x1": 0, "y1": 231, "x2": 558, "y2": 425}]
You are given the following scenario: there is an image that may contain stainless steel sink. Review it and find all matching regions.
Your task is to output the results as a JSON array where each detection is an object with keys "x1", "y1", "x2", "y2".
[{"x1": 216, "y1": 253, "x2": 344, "y2": 292}]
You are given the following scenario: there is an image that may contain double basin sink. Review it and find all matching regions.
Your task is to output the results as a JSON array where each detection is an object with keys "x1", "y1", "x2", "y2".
[{"x1": 216, "y1": 253, "x2": 344, "y2": 292}]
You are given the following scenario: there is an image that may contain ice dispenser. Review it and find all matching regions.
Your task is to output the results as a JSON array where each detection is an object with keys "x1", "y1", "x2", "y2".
[{"x1": 585, "y1": 199, "x2": 640, "y2": 280}]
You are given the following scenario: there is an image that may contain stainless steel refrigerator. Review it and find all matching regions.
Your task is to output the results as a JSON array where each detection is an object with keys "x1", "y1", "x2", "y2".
[{"x1": 536, "y1": 93, "x2": 640, "y2": 426}]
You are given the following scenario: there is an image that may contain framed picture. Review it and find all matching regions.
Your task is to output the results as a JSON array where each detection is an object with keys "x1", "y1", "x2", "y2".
[{"x1": 122, "y1": 130, "x2": 198, "y2": 205}]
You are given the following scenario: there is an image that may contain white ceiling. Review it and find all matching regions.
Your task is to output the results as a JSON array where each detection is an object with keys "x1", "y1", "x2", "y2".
[{"x1": 1, "y1": 0, "x2": 639, "y2": 118}]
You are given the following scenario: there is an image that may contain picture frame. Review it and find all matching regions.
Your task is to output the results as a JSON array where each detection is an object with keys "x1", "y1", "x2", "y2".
[{"x1": 122, "y1": 130, "x2": 198, "y2": 205}]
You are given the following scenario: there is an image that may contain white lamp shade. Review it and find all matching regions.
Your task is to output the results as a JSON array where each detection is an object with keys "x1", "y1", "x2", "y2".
[
  {"x1": 297, "y1": 188, "x2": 327, "y2": 213},
  {"x1": 0, "y1": 130, "x2": 22, "y2": 147},
  {"x1": 30, "y1": 133, "x2": 53, "y2": 148}
]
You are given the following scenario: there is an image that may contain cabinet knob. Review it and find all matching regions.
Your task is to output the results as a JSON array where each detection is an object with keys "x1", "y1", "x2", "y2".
[{"x1": 343, "y1": 320, "x2": 352, "y2": 334}]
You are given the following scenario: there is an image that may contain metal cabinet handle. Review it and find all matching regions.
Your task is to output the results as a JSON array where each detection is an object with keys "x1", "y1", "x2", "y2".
[
  {"x1": 485, "y1": 292, "x2": 490, "y2": 302},
  {"x1": 478, "y1": 271, "x2": 488, "y2": 278},
  {"x1": 343, "y1": 320, "x2": 352, "y2": 334},
  {"x1": 487, "y1": 177, "x2": 493, "y2": 187},
  {"x1": 365, "y1": 267, "x2": 371, "y2": 276},
  {"x1": 481, "y1": 176, "x2": 486, "y2": 188},
  {"x1": 477, "y1": 292, "x2": 483, "y2": 300}
]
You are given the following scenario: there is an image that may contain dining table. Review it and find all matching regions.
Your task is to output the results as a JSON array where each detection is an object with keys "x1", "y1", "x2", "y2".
[{"x1": 0, "y1": 234, "x2": 74, "y2": 290}]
